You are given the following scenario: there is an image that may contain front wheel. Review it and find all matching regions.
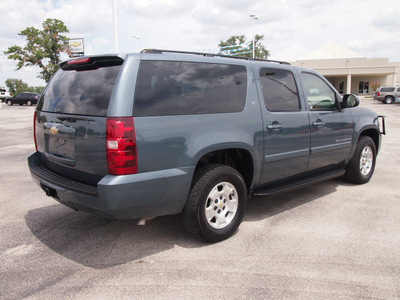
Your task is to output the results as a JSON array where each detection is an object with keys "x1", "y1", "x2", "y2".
[
  {"x1": 7, "y1": 100, "x2": 12, "y2": 106},
  {"x1": 181, "y1": 164, "x2": 247, "y2": 243},
  {"x1": 345, "y1": 136, "x2": 376, "y2": 184}
]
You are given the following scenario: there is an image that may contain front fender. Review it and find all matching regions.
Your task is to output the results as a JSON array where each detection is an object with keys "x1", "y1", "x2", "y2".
[{"x1": 349, "y1": 107, "x2": 382, "y2": 159}]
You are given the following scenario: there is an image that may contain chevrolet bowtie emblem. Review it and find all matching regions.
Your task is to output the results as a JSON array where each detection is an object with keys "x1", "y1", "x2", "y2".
[{"x1": 49, "y1": 126, "x2": 59, "y2": 135}]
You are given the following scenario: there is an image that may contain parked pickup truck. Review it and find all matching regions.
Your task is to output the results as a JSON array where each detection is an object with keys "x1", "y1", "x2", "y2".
[{"x1": 28, "y1": 50, "x2": 385, "y2": 242}]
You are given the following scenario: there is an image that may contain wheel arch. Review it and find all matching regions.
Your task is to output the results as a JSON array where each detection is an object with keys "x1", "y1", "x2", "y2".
[
  {"x1": 358, "y1": 128, "x2": 381, "y2": 154},
  {"x1": 193, "y1": 147, "x2": 255, "y2": 192},
  {"x1": 384, "y1": 95, "x2": 394, "y2": 104}
]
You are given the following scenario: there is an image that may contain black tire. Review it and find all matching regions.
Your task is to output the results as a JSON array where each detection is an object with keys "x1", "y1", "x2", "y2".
[
  {"x1": 383, "y1": 96, "x2": 394, "y2": 104},
  {"x1": 344, "y1": 136, "x2": 376, "y2": 184},
  {"x1": 7, "y1": 100, "x2": 12, "y2": 106},
  {"x1": 181, "y1": 164, "x2": 247, "y2": 243}
]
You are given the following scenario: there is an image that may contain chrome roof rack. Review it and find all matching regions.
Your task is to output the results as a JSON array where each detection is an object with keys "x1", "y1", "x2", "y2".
[{"x1": 140, "y1": 49, "x2": 291, "y2": 65}]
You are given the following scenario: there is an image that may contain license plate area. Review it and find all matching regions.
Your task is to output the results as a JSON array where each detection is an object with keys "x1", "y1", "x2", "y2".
[{"x1": 47, "y1": 136, "x2": 75, "y2": 159}]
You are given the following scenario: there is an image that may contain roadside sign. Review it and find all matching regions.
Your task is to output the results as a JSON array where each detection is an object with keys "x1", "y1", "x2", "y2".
[{"x1": 69, "y1": 38, "x2": 84, "y2": 57}]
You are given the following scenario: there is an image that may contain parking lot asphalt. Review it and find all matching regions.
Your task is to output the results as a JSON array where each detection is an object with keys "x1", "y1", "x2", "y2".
[{"x1": 0, "y1": 98, "x2": 399, "y2": 299}]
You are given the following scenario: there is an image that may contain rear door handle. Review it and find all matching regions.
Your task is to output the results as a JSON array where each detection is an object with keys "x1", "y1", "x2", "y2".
[
  {"x1": 267, "y1": 123, "x2": 283, "y2": 131},
  {"x1": 312, "y1": 121, "x2": 326, "y2": 127}
]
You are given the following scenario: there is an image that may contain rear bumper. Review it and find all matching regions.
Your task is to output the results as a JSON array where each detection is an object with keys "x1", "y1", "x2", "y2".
[{"x1": 28, "y1": 152, "x2": 194, "y2": 219}]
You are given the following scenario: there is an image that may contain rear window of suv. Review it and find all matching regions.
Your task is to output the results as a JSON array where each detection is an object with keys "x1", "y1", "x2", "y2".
[
  {"x1": 133, "y1": 61, "x2": 247, "y2": 116},
  {"x1": 37, "y1": 62, "x2": 122, "y2": 116}
]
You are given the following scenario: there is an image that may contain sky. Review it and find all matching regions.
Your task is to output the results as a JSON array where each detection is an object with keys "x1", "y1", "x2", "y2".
[{"x1": 0, "y1": 0, "x2": 399, "y2": 88}]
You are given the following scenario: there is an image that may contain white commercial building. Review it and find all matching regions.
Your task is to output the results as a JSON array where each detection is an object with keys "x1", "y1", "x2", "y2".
[{"x1": 290, "y1": 42, "x2": 400, "y2": 95}]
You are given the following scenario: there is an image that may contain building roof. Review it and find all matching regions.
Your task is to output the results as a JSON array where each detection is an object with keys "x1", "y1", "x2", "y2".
[{"x1": 301, "y1": 42, "x2": 365, "y2": 60}]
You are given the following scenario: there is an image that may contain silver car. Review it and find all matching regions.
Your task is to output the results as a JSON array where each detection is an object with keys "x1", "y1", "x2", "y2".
[{"x1": 373, "y1": 86, "x2": 400, "y2": 104}]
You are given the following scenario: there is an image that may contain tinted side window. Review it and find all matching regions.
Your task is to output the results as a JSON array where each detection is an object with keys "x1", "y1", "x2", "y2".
[
  {"x1": 380, "y1": 87, "x2": 395, "y2": 92},
  {"x1": 38, "y1": 65, "x2": 121, "y2": 116},
  {"x1": 259, "y1": 69, "x2": 300, "y2": 111},
  {"x1": 133, "y1": 61, "x2": 247, "y2": 116},
  {"x1": 301, "y1": 72, "x2": 337, "y2": 111}
]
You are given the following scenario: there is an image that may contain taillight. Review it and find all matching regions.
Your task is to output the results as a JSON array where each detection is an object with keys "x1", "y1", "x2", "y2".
[
  {"x1": 33, "y1": 111, "x2": 38, "y2": 151},
  {"x1": 377, "y1": 92, "x2": 380, "y2": 96},
  {"x1": 106, "y1": 117, "x2": 137, "y2": 175}
]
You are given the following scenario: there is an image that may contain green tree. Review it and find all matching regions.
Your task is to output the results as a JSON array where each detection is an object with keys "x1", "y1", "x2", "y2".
[
  {"x1": 219, "y1": 34, "x2": 270, "y2": 59},
  {"x1": 5, "y1": 78, "x2": 44, "y2": 96},
  {"x1": 5, "y1": 18, "x2": 69, "y2": 83},
  {"x1": 5, "y1": 78, "x2": 28, "y2": 96},
  {"x1": 29, "y1": 86, "x2": 45, "y2": 95}
]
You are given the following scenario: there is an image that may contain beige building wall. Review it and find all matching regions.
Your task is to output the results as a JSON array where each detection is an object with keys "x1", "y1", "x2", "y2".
[{"x1": 292, "y1": 57, "x2": 400, "y2": 94}]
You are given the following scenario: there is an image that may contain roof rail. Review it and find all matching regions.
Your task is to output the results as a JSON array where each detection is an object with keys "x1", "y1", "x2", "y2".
[{"x1": 140, "y1": 49, "x2": 290, "y2": 65}]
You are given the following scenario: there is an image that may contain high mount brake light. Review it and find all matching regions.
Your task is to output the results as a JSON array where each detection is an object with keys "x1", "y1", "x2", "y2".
[
  {"x1": 106, "y1": 117, "x2": 137, "y2": 175},
  {"x1": 67, "y1": 57, "x2": 91, "y2": 65}
]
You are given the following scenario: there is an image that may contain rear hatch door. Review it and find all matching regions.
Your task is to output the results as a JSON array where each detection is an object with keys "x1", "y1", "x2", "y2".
[{"x1": 35, "y1": 56, "x2": 123, "y2": 186}]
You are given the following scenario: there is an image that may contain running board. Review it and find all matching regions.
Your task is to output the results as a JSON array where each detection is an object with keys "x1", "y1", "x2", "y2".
[{"x1": 253, "y1": 169, "x2": 345, "y2": 197}]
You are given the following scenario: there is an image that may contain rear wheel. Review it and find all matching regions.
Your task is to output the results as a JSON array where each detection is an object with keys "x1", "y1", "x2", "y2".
[
  {"x1": 383, "y1": 96, "x2": 394, "y2": 104},
  {"x1": 181, "y1": 164, "x2": 247, "y2": 243},
  {"x1": 7, "y1": 100, "x2": 12, "y2": 106},
  {"x1": 27, "y1": 100, "x2": 32, "y2": 106},
  {"x1": 345, "y1": 136, "x2": 376, "y2": 184}
]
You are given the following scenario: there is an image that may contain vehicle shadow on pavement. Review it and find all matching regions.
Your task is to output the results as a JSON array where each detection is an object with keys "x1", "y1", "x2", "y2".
[
  {"x1": 25, "y1": 204, "x2": 202, "y2": 269},
  {"x1": 25, "y1": 178, "x2": 341, "y2": 269},
  {"x1": 244, "y1": 178, "x2": 341, "y2": 222}
]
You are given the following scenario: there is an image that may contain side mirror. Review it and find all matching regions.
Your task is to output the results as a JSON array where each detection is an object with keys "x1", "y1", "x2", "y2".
[{"x1": 342, "y1": 94, "x2": 360, "y2": 108}]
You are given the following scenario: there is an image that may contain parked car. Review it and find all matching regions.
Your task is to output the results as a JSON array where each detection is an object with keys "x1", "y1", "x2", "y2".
[
  {"x1": 373, "y1": 86, "x2": 400, "y2": 104},
  {"x1": 28, "y1": 50, "x2": 385, "y2": 242},
  {"x1": 6, "y1": 92, "x2": 40, "y2": 106},
  {"x1": 372, "y1": 87, "x2": 381, "y2": 99},
  {"x1": 0, "y1": 88, "x2": 11, "y2": 102}
]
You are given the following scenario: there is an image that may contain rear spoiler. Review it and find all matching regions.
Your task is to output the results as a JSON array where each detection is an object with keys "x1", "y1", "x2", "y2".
[{"x1": 60, "y1": 56, "x2": 124, "y2": 71}]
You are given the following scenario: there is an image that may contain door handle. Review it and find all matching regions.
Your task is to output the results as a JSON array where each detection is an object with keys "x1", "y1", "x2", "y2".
[
  {"x1": 267, "y1": 123, "x2": 283, "y2": 131},
  {"x1": 312, "y1": 120, "x2": 326, "y2": 127}
]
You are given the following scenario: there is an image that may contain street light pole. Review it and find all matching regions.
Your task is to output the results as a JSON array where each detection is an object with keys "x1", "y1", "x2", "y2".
[
  {"x1": 132, "y1": 35, "x2": 141, "y2": 52},
  {"x1": 112, "y1": 0, "x2": 119, "y2": 52},
  {"x1": 250, "y1": 14, "x2": 258, "y2": 58}
]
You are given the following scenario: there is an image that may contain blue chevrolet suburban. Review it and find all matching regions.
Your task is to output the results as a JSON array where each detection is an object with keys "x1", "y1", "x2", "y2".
[{"x1": 28, "y1": 50, "x2": 385, "y2": 242}]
